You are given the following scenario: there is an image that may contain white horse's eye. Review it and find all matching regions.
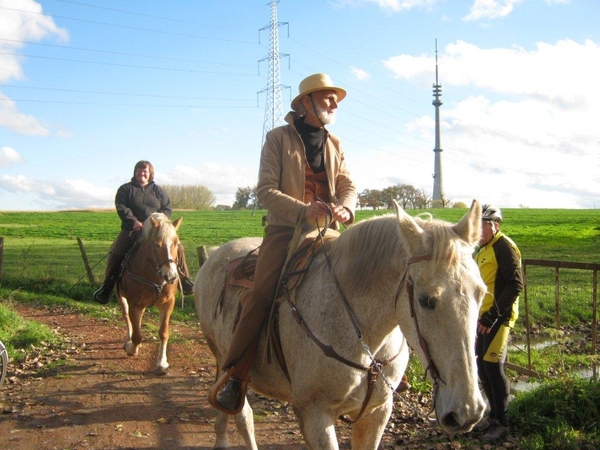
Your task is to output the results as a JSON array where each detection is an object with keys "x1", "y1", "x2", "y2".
[{"x1": 418, "y1": 295, "x2": 437, "y2": 310}]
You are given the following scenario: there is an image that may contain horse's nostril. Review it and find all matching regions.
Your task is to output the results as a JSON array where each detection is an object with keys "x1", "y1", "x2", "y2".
[{"x1": 441, "y1": 412, "x2": 460, "y2": 429}]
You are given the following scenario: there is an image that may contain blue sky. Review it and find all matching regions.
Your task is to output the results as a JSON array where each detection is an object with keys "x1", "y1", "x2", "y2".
[{"x1": 0, "y1": 0, "x2": 598, "y2": 211}]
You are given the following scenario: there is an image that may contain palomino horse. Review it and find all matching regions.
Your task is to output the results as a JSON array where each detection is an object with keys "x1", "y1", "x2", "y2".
[
  {"x1": 117, "y1": 212, "x2": 183, "y2": 375},
  {"x1": 195, "y1": 200, "x2": 487, "y2": 449}
]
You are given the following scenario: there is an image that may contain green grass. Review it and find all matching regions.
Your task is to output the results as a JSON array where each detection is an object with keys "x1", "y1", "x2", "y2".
[
  {"x1": 0, "y1": 301, "x2": 59, "y2": 362},
  {"x1": 0, "y1": 208, "x2": 599, "y2": 448},
  {"x1": 509, "y1": 378, "x2": 600, "y2": 449}
]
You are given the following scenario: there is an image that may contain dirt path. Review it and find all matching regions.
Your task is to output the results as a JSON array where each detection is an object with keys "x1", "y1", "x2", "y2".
[{"x1": 0, "y1": 303, "x2": 516, "y2": 449}]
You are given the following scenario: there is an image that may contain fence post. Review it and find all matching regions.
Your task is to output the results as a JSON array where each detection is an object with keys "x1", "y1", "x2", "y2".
[
  {"x1": 197, "y1": 246, "x2": 211, "y2": 268},
  {"x1": 77, "y1": 237, "x2": 95, "y2": 284},
  {"x1": 0, "y1": 237, "x2": 3, "y2": 277}
]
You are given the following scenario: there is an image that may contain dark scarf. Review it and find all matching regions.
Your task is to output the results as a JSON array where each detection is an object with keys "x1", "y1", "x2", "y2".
[{"x1": 295, "y1": 117, "x2": 325, "y2": 173}]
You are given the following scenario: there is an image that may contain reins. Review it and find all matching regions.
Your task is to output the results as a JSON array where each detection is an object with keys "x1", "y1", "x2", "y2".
[{"x1": 285, "y1": 202, "x2": 445, "y2": 422}]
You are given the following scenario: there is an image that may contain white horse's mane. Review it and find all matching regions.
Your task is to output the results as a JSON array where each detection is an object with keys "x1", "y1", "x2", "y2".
[{"x1": 326, "y1": 213, "x2": 467, "y2": 294}]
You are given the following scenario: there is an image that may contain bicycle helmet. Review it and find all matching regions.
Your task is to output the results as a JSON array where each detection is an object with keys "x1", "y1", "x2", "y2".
[{"x1": 482, "y1": 204, "x2": 503, "y2": 222}]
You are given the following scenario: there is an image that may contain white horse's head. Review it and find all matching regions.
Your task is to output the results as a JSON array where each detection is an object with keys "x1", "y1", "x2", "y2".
[{"x1": 392, "y1": 200, "x2": 487, "y2": 433}]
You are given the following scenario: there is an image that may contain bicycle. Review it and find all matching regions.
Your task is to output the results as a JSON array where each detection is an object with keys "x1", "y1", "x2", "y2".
[{"x1": 0, "y1": 339, "x2": 7, "y2": 389}]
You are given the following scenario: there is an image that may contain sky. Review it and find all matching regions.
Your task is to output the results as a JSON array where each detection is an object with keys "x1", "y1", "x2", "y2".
[{"x1": 0, "y1": 0, "x2": 599, "y2": 211}]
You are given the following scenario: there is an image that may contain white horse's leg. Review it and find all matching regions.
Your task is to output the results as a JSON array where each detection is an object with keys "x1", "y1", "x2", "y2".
[
  {"x1": 351, "y1": 398, "x2": 393, "y2": 450},
  {"x1": 294, "y1": 405, "x2": 339, "y2": 450},
  {"x1": 212, "y1": 397, "x2": 258, "y2": 450},
  {"x1": 233, "y1": 400, "x2": 258, "y2": 450},
  {"x1": 213, "y1": 410, "x2": 231, "y2": 449},
  {"x1": 154, "y1": 302, "x2": 174, "y2": 375}
]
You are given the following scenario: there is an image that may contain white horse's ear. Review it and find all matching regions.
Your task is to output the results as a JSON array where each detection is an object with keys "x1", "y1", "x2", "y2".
[
  {"x1": 393, "y1": 199, "x2": 425, "y2": 254},
  {"x1": 452, "y1": 199, "x2": 481, "y2": 246},
  {"x1": 150, "y1": 216, "x2": 159, "y2": 229},
  {"x1": 172, "y1": 216, "x2": 183, "y2": 231},
  {"x1": 391, "y1": 199, "x2": 401, "y2": 216}
]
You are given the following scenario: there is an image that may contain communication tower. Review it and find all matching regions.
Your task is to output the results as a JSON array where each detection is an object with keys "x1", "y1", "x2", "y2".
[
  {"x1": 258, "y1": 1, "x2": 290, "y2": 147},
  {"x1": 432, "y1": 39, "x2": 446, "y2": 207}
]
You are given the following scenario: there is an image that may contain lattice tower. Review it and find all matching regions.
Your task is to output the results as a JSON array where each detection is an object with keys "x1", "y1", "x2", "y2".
[{"x1": 258, "y1": 1, "x2": 290, "y2": 147}]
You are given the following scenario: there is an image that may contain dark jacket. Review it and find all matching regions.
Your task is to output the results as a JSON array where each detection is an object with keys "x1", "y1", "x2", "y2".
[{"x1": 115, "y1": 179, "x2": 172, "y2": 231}]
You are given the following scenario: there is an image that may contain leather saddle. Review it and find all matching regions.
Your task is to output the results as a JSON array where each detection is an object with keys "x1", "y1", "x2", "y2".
[{"x1": 218, "y1": 228, "x2": 340, "y2": 375}]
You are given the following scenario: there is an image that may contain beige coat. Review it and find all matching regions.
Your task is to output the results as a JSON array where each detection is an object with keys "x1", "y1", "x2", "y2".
[{"x1": 257, "y1": 111, "x2": 357, "y2": 229}]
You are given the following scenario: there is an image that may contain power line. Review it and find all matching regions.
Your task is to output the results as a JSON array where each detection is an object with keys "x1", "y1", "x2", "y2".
[
  {"x1": 0, "y1": 84, "x2": 255, "y2": 102},
  {"x1": 0, "y1": 5, "x2": 257, "y2": 44},
  {"x1": 0, "y1": 50, "x2": 257, "y2": 76},
  {"x1": 0, "y1": 38, "x2": 255, "y2": 68}
]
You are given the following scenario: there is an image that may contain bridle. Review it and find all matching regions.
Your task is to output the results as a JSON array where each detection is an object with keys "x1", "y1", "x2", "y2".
[
  {"x1": 126, "y1": 234, "x2": 179, "y2": 305},
  {"x1": 284, "y1": 205, "x2": 445, "y2": 422},
  {"x1": 397, "y1": 253, "x2": 445, "y2": 420}
]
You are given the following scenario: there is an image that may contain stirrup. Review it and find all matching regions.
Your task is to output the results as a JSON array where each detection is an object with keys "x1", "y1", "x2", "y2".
[{"x1": 208, "y1": 366, "x2": 249, "y2": 415}]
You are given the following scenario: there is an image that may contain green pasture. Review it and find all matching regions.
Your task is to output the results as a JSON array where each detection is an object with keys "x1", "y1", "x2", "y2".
[
  {"x1": 1, "y1": 208, "x2": 599, "y2": 449},
  {"x1": 0, "y1": 207, "x2": 599, "y2": 350}
]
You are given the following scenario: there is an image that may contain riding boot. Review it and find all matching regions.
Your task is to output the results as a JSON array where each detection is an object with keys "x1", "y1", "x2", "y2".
[
  {"x1": 209, "y1": 339, "x2": 258, "y2": 414},
  {"x1": 181, "y1": 275, "x2": 194, "y2": 295},
  {"x1": 93, "y1": 276, "x2": 115, "y2": 304},
  {"x1": 93, "y1": 267, "x2": 119, "y2": 305},
  {"x1": 396, "y1": 373, "x2": 411, "y2": 393}
]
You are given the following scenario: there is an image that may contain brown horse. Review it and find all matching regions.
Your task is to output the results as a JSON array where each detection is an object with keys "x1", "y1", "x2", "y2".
[{"x1": 116, "y1": 212, "x2": 183, "y2": 375}]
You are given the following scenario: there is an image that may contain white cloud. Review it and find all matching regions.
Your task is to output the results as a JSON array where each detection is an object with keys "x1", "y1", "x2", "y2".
[
  {"x1": 0, "y1": 146, "x2": 24, "y2": 167},
  {"x1": 161, "y1": 162, "x2": 257, "y2": 206},
  {"x1": 333, "y1": 0, "x2": 438, "y2": 12},
  {"x1": 0, "y1": 0, "x2": 69, "y2": 134},
  {"x1": 0, "y1": 0, "x2": 69, "y2": 42},
  {"x1": 0, "y1": 92, "x2": 51, "y2": 135},
  {"x1": 351, "y1": 67, "x2": 371, "y2": 80},
  {"x1": 0, "y1": 174, "x2": 116, "y2": 209},
  {"x1": 382, "y1": 39, "x2": 600, "y2": 208},
  {"x1": 463, "y1": 0, "x2": 523, "y2": 21}
]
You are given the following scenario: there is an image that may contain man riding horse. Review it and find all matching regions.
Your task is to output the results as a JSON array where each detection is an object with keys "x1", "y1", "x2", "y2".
[{"x1": 210, "y1": 73, "x2": 358, "y2": 413}]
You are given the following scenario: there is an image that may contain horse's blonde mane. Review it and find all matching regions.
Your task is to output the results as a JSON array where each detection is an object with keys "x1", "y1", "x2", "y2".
[
  {"x1": 327, "y1": 213, "x2": 465, "y2": 293},
  {"x1": 142, "y1": 212, "x2": 177, "y2": 241}
]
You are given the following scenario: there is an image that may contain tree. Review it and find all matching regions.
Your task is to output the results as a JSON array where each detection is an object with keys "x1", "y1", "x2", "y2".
[
  {"x1": 233, "y1": 186, "x2": 262, "y2": 210},
  {"x1": 358, "y1": 189, "x2": 384, "y2": 210},
  {"x1": 162, "y1": 185, "x2": 215, "y2": 210}
]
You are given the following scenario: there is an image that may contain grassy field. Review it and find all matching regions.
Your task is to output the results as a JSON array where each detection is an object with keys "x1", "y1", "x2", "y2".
[
  {"x1": 1, "y1": 206, "x2": 598, "y2": 285},
  {"x1": 1, "y1": 207, "x2": 599, "y2": 449},
  {"x1": 0, "y1": 206, "x2": 598, "y2": 345}
]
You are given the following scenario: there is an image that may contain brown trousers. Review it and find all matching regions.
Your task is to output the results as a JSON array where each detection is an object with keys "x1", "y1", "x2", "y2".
[
  {"x1": 223, "y1": 225, "x2": 295, "y2": 379},
  {"x1": 104, "y1": 229, "x2": 190, "y2": 286}
]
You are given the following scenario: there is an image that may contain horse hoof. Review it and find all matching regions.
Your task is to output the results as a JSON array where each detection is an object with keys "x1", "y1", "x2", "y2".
[
  {"x1": 124, "y1": 342, "x2": 138, "y2": 357},
  {"x1": 155, "y1": 367, "x2": 169, "y2": 376}
]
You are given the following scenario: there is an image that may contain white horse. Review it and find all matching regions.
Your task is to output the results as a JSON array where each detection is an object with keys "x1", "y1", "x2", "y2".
[{"x1": 195, "y1": 200, "x2": 486, "y2": 449}]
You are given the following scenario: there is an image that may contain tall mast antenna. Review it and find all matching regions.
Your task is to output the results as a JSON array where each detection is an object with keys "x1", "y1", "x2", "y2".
[{"x1": 432, "y1": 38, "x2": 446, "y2": 207}]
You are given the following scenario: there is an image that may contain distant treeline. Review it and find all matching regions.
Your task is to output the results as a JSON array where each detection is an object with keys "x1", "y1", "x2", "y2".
[{"x1": 162, "y1": 185, "x2": 215, "y2": 210}]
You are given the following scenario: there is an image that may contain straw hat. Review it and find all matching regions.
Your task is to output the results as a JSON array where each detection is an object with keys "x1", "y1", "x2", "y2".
[{"x1": 291, "y1": 73, "x2": 346, "y2": 111}]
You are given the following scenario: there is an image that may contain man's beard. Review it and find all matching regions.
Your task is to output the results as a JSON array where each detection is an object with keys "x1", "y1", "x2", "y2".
[{"x1": 315, "y1": 104, "x2": 336, "y2": 125}]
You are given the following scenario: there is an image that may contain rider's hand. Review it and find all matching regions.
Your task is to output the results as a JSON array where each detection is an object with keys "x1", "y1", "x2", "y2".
[
  {"x1": 329, "y1": 203, "x2": 350, "y2": 224},
  {"x1": 305, "y1": 202, "x2": 329, "y2": 220}
]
